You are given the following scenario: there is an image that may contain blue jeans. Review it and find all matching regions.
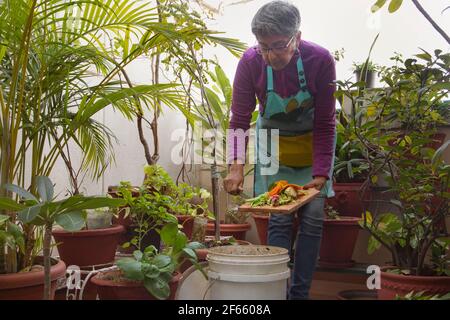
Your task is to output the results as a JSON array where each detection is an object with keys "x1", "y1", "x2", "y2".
[{"x1": 267, "y1": 195, "x2": 325, "y2": 300}]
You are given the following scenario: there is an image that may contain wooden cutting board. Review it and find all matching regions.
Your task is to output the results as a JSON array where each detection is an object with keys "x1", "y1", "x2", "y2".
[{"x1": 238, "y1": 188, "x2": 321, "y2": 215}]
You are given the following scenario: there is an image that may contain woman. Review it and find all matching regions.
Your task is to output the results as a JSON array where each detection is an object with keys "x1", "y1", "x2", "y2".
[{"x1": 223, "y1": 1, "x2": 336, "y2": 300}]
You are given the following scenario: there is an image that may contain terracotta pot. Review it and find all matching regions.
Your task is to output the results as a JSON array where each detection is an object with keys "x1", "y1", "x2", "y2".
[
  {"x1": 91, "y1": 270, "x2": 182, "y2": 300},
  {"x1": 206, "y1": 222, "x2": 251, "y2": 240},
  {"x1": 52, "y1": 224, "x2": 125, "y2": 267},
  {"x1": 318, "y1": 216, "x2": 361, "y2": 268},
  {"x1": 0, "y1": 258, "x2": 66, "y2": 300},
  {"x1": 176, "y1": 215, "x2": 194, "y2": 239},
  {"x1": 252, "y1": 214, "x2": 270, "y2": 245},
  {"x1": 326, "y1": 182, "x2": 370, "y2": 218},
  {"x1": 379, "y1": 267, "x2": 450, "y2": 300}
]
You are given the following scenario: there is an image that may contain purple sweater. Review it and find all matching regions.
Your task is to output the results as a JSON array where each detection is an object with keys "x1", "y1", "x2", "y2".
[{"x1": 228, "y1": 39, "x2": 336, "y2": 179}]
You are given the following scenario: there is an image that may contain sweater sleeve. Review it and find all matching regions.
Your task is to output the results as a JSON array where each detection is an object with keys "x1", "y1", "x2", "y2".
[
  {"x1": 312, "y1": 53, "x2": 336, "y2": 179},
  {"x1": 227, "y1": 55, "x2": 257, "y2": 164}
]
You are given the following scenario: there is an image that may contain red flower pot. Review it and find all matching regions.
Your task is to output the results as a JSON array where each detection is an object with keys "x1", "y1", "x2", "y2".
[
  {"x1": 0, "y1": 258, "x2": 66, "y2": 300},
  {"x1": 252, "y1": 213, "x2": 270, "y2": 245},
  {"x1": 176, "y1": 215, "x2": 194, "y2": 239},
  {"x1": 318, "y1": 216, "x2": 361, "y2": 268},
  {"x1": 379, "y1": 266, "x2": 450, "y2": 300},
  {"x1": 91, "y1": 270, "x2": 182, "y2": 300},
  {"x1": 52, "y1": 224, "x2": 125, "y2": 267},
  {"x1": 206, "y1": 222, "x2": 251, "y2": 240},
  {"x1": 327, "y1": 183, "x2": 370, "y2": 218}
]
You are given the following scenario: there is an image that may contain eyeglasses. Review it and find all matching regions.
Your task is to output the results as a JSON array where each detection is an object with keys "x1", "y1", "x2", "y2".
[{"x1": 255, "y1": 36, "x2": 295, "y2": 55}]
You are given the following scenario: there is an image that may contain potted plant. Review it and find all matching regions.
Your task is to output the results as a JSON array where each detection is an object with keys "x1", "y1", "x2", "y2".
[
  {"x1": 0, "y1": 176, "x2": 125, "y2": 300},
  {"x1": 336, "y1": 49, "x2": 450, "y2": 299},
  {"x1": 170, "y1": 183, "x2": 213, "y2": 239},
  {"x1": 91, "y1": 223, "x2": 205, "y2": 300},
  {"x1": 326, "y1": 108, "x2": 372, "y2": 217},
  {"x1": 0, "y1": 0, "x2": 203, "y2": 301},
  {"x1": 51, "y1": 207, "x2": 125, "y2": 268},
  {"x1": 353, "y1": 60, "x2": 380, "y2": 88},
  {"x1": 115, "y1": 181, "x2": 178, "y2": 254},
  {"x1": 318, "y1": 205, "x2": 361, "y2": 268}
]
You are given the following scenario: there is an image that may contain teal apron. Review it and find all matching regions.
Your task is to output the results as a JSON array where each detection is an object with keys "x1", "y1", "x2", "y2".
[{"x1": 254, "y1": 55, "x2": 335, "y2": 198}]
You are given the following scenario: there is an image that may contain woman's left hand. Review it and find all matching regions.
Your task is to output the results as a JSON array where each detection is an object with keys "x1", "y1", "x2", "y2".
[{"x1": 304, "y1": 177, "x2": 327, "y2": 191}]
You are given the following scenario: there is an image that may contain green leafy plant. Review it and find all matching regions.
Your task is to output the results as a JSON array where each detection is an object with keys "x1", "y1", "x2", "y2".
[
  {"x1": 430, "y1": 238, "x2": 450, "y2": 276},
  {"x1": 352, "y1": 61, "x2": 380, "y2": 72},
  {"x1": 336, "y1": 49, "x2": 450, "y2": 276},
  {"x1": 0, "y1": 0, "x2": 246, "y2": 278},
  {"x1": 0, "y1": 176, "x2": 125, "y2": 299},
  {"x1": 333, "y1": 109, "x2": 371, "y2": 183},
  {"x1": 116, "y1": 223, "x2": 204, "y2": 300},
  {"x1": 172, "y1": 183, "x2": 213, "y2": 218},
  {"x1": 117, "y1": 181, "x2": 178, "y2": 251},
  {"x1": 143, "y1": 165, "x2": 178, "y2": 195}
]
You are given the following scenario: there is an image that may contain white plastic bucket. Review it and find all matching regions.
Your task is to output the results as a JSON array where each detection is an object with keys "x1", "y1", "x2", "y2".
[{"x1": 206, "y1": 245, "x2": 290, "y2": 300}]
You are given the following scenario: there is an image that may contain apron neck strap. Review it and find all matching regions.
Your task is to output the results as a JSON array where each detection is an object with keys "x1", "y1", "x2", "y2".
[
  {"x1": 267, "y1": 65, "x2": 274, "y2": 92},
  {"x1": 266, "y1": 55, "x2": 307, "y2": 93}
]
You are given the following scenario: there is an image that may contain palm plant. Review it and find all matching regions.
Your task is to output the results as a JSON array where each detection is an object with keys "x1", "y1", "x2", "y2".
[{"x1": 0, "y1": 0, "x2": 244, "y2": 275}]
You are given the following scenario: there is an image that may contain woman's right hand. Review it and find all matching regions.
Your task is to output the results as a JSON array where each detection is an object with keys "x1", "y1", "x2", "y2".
[{"x1": 223, "y1": 163, "x2": 244, "y2": 195}]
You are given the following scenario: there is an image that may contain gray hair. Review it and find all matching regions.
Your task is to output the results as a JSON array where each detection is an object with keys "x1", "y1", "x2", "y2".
[{"x1": 251, "y1": 1, "x2": 301, "y2": 38}]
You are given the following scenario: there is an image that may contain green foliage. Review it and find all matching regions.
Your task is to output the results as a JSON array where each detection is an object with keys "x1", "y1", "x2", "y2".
[
  {"x1": 1, "y1": 177, "x2": 125, "y2": 232},
  {"x1": 371, "y1": 0, "x2": 403, "y2": 13},
  {"x1": 144, "y1": 164, "x2": 178, "y2": 194},
  {"x1": 117, "y1": 181, "x2": 177, "y2": 251},
  {"x1": 396, "y1": 291, "x2": 450, "y2": 300},
  {"x1": 338, "y1": 49, "x2": 450, "y2": 275},
  {"x1": 116, "y1": 223, "x2": 204, "y2": 300},
  {"x1": 352, "y1": 61, "x2": 380, "y2": 72},
  {"x1": 333, "y1": 109, "x2": 371, "y2": 182}
]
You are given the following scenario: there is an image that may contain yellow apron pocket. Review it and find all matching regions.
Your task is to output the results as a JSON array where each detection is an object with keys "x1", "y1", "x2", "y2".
[{"x1": 278, "y1": 132, "x2": 313, "y2": 167}]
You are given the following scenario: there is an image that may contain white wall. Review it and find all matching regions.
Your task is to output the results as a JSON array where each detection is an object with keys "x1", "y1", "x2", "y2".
[
  {"x1": 206, "y1": 0, "x2": 450, "y2": 83},
  {"x1": 49, "y1": 0, "x2": 449, "y2": 196}
]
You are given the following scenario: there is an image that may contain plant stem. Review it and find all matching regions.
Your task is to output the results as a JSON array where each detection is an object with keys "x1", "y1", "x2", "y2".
[
  {"x1": 43, "y1": 222, "x2": 52, "y2": 300},
  {"x1": 211, "y1": 164, "x2": 221, "y2": 241},
  {"x1": 411, "y1": 0, "x2": 450, "y2": 45}
]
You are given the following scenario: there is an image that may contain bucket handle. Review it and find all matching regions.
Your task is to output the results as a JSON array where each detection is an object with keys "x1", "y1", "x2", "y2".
[{"x1": 202, "y1": 278, "x2": 218, "y2": 300}]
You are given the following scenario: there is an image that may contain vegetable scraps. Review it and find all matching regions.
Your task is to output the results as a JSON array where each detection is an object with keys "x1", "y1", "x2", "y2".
[{"x1": 246, "y1": 180, "x2": 307, "y2": 207}]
